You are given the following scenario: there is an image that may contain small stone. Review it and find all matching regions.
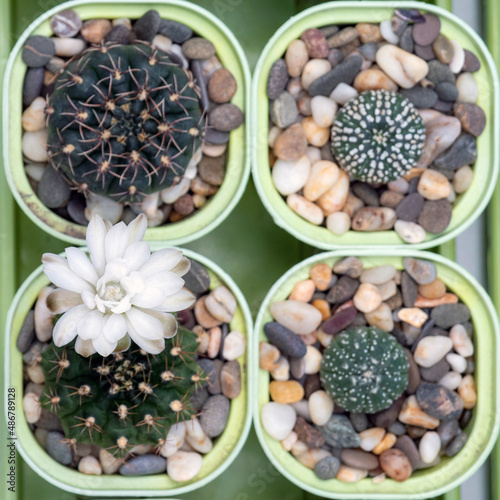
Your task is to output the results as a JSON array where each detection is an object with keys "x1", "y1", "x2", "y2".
[
  {"x1": 341, "y1": 449, "x2": 379, "y2": 470},
  {"x1": 78, "y1": 455, "x2": 102, "y2": 475},
  {"x1": 81, "y1": 19, "x2": 112, "y2": 43},
  {"x1": 403, "y1": 258, "x2": 436, "y2": 285},
  {"x1": 418, "y1": 199, "x2": 452, "y2": 234},
  {"x1": 221, "y1": 360, "x2": 241, "y2": 399},
  {"x1": 352, "y1": 207, "x2": 396, "y2": 231},
  {"x1": 327, "y1": 27, "x2": 359, "y2": 48},
  {"x1": 327, "y1": 212, "x2": 351, "y2": 235},
  {"x1": 398, "y1": 395, "x2": 439, "y2": 429},
  {"x1": 267, "y1": 59, "x2": 289, "y2": 99},
  {"x1": 372, "y1": 432, "x2": 397, "y2": 455},
  {"x1": 380, "y1": 191, "x2": 404, "y2": 208},
  {"x1": 264, "y1": 322, "x2": 307, "y2": 358},
  {"x1": 173, "y1": 194, "x2": 194, "y2": 216},
  {"x1": 453, "y1": 103, "x2": 486, "y2": 137},
  {"x1": 399, "y1": 87, "x2": 438, "y2": 109},
  {"x1": 274, "y1": 124, "x2": 307, "y2": 162},
  {"x1": 439, "y1": 371, "x2": 462, "y2": 391},
  {"x1": 310, "y1": 96, "x2": 337, "y2": 128},
  {"x1": 133, "y1": 9, "x2": 160, "y2": 42},
  {"x1": 290, "y1": 279, "x2": 315, "y2": 303},
  {"x1": 205, "y1": 286, "x2": 236, "y2": 323},
  {"x1": 456, "y1": 73, "x2": 479, "y2": 104},
  {"x1": 427, "y1": 60, "x2": 455, "y2": 85},
  {"x1": 182, "y1": 37, "x2": 215, "y2": 59},
  {"x1": 334, "y1": 257, "x2": 363, "y2": 277},
  {"x1": 449, "y1": 39, "x2": 465, "y2": 73},
  {"x1": 22, "y1": 36, "x2": 55, "y2": 68},
  {"x1": 353, "y1": 283, "x2": 382, "y2": 313},
  {"x1": 270, "y1": 91, "x2": 298, "y2": 129},
  {"x1": 420, "y1": 357, "x2": 451, "y2": 383},
  {"x1": 446, "y1": 431, "x2": 468, "y2": 457},
  {"x1": 308, "y1": 55, "x2": 363, "y2": 96},
  {"x1": 22, "y1": 67, "x2": 44, "y2": 107},
  {"x1": 463, "y1": 49, "x2": 481, "y2": 72},
  {"x1": 314, "y1": 456, "x2": 341, "y2": 479},
  {"x1": 322, "y1": 307, "x2": 357, "y2": 336},
  {"x1": 301, "y1": 28, "x2": 328, "y2": 58},
  {"x1": 432, "y1": 34, "x2": 454, "y2": 64},
  {"x1": 431, "y1": 304, "x2": 471, "y2": 329},
  {"x1": 302, "y1": 116, "x2": 330, "y2": 147},
  {"x1": 210, "y1": 103, "x2": 243, "y2": 132},
  {"x1": 336, "y1": 465, "x2": 368, "y2": 483},
  {"x1": 208, "y1": 68, "x2": 237, "y2": 104},
  {"x1": 22, "y1": 127, "x2": 48, "y2": 163},
  {"x1": 270, "y1": 380, "x2": 304, "y2": 404},
  {"x1": 50, "y1": 9, "x2": 82, "y2": 37},
  {"x1": 435, "y1": 81, "x2": 458, "y2": 102},
  {"x1": 412, "y1": 13, "x2": 440, "y2": 45},
  {"x1": 17, "y1": 310, "x2": 35, "y2": 353},
  {"x1": 309, "y1": 390, "x2": 334, "y2": 426},
  {"x1": 301, "y1": 59, "x2": 332, "y2": 90},
  {"x1": 294, "y1": 416, "x2": 325, "y2": 448},
  {"x1": 330, "y1": 82, "x2": 358, "y2": 105},
  {"x1": 399, "y1": 26, "x2": 414, "y2": 52},
  {"x1": 398, "y1": 307, "x2": 428, "y2": 328},
  {"x1": 395, "y1": 220, "x2": 426, "y2": 244},
  {"x1": 414, "y1": 335, "x2": 453, "y2": 367},
  {"x1": 449, "y1": 324, "x2": 474, "y2": 356},
  {"x1": 458, "y1": 374, "x2": 476, "y2": 409},
  {"x1": 262, "y1": 402, "x2": 297, "y2": 440},
  {"x1": 38, "y1": 164, "x2": 71, "y2": 209},
  {"x1": 22, "y1": 96, "x2": 46, "y2": 132},
  {"x1": 158, "y1": 19, "x2": 192, "y2": 44},
  {"x1": 359, "y1": 427, "x2": 385, "y2": 452},
  {"x1": 23, "y1": 392, "x2": 41, "y2": 423},
  {"x1": 453, "y1": 165, "x2": 474, "y2": 194},
  {"x1": 104, "y1": 24, "x2": 132, "y2": 44},
  {"x1": 320, "y1": 415, "x2": 361, "y2": 448},
  {"x1": 309, "y1": 262, "x2": 333, "y2": 291},
  {"x1": 99, "y1": 449, "x2": 123, "y2": 474},
  {"x1": 259, "y1": 342, "x2": 281, "y2": 370},
  {"x1": 380, "y1": 19, "x2": 399, "y2": 44},
  {"x1": 380, "y1": 449, "x2": 412, "y2": 482},
  {"x1": 419, "y1": 431, "x2": 441, "y2": 464},
  {"x1": 222, "y1": 331, "x2": 246, "y2": 361},
  {"x1": 446, "y1": 352, "x2": 467, "y2": 373},
  {"x1": 183, "y1": 260, "x2": 210, "y2": 295},
  {"x1": 270, "y1": 300, "x2": 322, "y2": 335},
  {"x1": 376, "y1": 45, "x2": 428, "y2": 89},
  {"x1": 414, "y1": 44, "x2": 435, "y2": 61},
  {"x1": 416, "y1": 382, "x2": 464, "y2": 420},
  {"x1": 353, "y1": 69, "x2": 397, "y2": 92},
  {"x1": 351, "y1": 182, "x2": 379, "y2": 207},
  {"x1": 303, "y1": 345, "x2": 322, "y2": 375},
  {"x1": 285, "y1": 40, "x2": 308, "y2": 78},
  {"x1": 185, "y1": 417, "x2": 213, "y2": 454},
  {"x1": 356, "y1": 23, "x2": 382, "y2": 43},
  {"x1": 167, "y1": 451, "x2": 202, "y2": 481},
  {"x1": 435, "y1": 134, "x2": 477, "y2": 171},
  {"x1": 194, "y1": 296, "x2": 221, "y2": 329},
  {"x1": 46, "y1": 431, "x2": 72, "y2": 465},
  {"x1": 271, "y1": 357, "x2": 290, "y2": 381}
]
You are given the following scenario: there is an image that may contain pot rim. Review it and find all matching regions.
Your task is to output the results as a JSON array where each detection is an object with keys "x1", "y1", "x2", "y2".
[
  {"x1": 5, "y1": 245, "x2": 253, "y2": 496},
  {"x1": 253, "y1": 248, "x2": 500, "y2": 499},
  {"x1": 3, "y1": 0, "x2": 251, "y2": 245},
  {"x1": 251, "y1": 0, "x2": 500, "y2": 250}
]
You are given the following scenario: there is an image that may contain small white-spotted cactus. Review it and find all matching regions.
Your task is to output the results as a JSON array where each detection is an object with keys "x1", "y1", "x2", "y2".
[{"x1": 320, "y1": 326, "x2": 409, "y2": 413}]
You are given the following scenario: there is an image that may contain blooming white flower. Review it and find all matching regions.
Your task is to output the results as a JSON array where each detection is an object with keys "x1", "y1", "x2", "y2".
[{"x1": 41, "y1": 214, "x2": 195, "y2": 357}]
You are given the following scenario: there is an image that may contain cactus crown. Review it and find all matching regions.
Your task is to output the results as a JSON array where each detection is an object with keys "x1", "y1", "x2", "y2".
[
  {"x1": 320, "y1": 325, "x2": 409, "y2": 413},
  {"x1": 40, "y1": 326, "x2": 204, "y2": 455},
  {"x1": 46, "y1": 42, "x2": 204, "y2": 203},
  {"x1": 331, "y1": 90, "x2": 425, "y2": 183}
]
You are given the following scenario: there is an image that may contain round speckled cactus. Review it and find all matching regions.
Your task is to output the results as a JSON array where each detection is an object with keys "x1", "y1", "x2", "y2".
[
  {"x1": 46, "y1": 42, "x2": 204, "y2": 203},
  {"x1": 320, "y1": 326, "x2": 409, "y2": 413},
  {"x1": 331, "y1": 90, "x2": 425, "y2": 183}
]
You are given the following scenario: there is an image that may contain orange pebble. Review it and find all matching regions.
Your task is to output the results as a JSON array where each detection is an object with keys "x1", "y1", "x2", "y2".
[
  {"x1": 289, "y1": 279, "x2": 316, "y2": 302},
  {"x1": 414, "y1": 293, "x2": 458, "y2": 308},
  {"x1": 404, "y1": 168, "x2": 426, "y2": 180},
  {"x1": 418, "y1": 278, "x2": 446, "y2": 299},
  {"x1": 310, "y1": 263, "x2": 333, "y2": 291},
  {"x1": 372, "y1": 433, "x2": 397, "y2": 455},
  {"x1": 269, "y1": 381, "x2": 305, "y2": 404},
  {"x1": 312, "y1": 299, "x2": 331, "y2": 320}
]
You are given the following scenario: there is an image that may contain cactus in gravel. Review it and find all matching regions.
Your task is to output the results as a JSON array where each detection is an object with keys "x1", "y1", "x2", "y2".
[
  {"x1": 331, "y1": 90, "x2": 425, "y2": 183},
  {"x1": 40, "y1": 326, "x2": 204, "y2": 455},
  {"x1": 46, "y1": 42, "x2": 204, "y2": 203},
  {"x1": 320, "y1": 325, "x2": 409, "y2": 413}
]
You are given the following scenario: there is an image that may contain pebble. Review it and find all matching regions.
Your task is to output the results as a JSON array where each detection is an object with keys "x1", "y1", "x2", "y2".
[
  {"x1": 380, "y1": 19, "x2": 399, "y2": 44},
  {"x1": 222, "y1": 331, "x2": 246, "y2": 361},
  {"x1": 412, "y1": 13, "x2": 440, "y2": 45},
  {"x1": 394, "y1": 435, "x2": 420, "y2": 470},
  {"x1": 281, "y1": 431, "x2": 298, "y2": 451},
  {"x1": 272, "y1": 155, "x2": 310, "y2": 195},
  {"x1": 259, "y1": 342, "x2": 281, "y2": 370},
  {"x1": 78, "y1": 455, "x2": 102, "y2": 475},
  {"x1": 414, "y1": 335, "x2": 453, "y2": 368},
  {"x1": 287, "y1": 194, "x2": 324, "y2": 225},
  {"x1": 301, "y1": 28, "x2": 328, "y2": 58},
  {"x1": 270, "y1": 381, "x2": 304, "y2": 404},
  {"x1": 304, "y1": 346, "x2": 322, "y2": 374},
  {"x1": 353, "y1": 69, "x2": 397, "y2": 92},
  {"x1": 359, "y1": 427, "x2": 385, "y2": 452},
  {"x1": 321, "y1": 415, "x2": 361, "y2": 448},
  {"x1": 158, "y1": 19, "x2": 192, "y2": 44},
  {"x1": 181, "y1": 37, "x2": 215, "y2": 60},
  {"x1": 352, "y1": 207, "x2": 397, "y2": 231},
  {"x1": 50, "y1": 9, "x2": 82, "y2": 38},
  {"x1": 45, "y1": 431, "x2": 72, "y2": 465},
  {"x1": 308, "y1": 390, "x2": 334, "y2": 426},
  {"x1": 132, "y1": 10, "x2": 160, "y2": 43},
  {"x1": 22, "y1": 36, "x2": 55, "y2": 68},
  {"x1": 398, "y1": 395, "x2": 440, "y2": 429},
  {"x1": 336, "y1": 465, "x2": 368, "y2": 483},
  {"x1": 301, "y1": 59, "x2": 332, "y2": 90},
  {"x1": 104, "y1": 24, "x2": 132, "y2": 44},
  {"x1": 81, "y1": 19, "x2": 112, "y2": 43},
  {"x1": 453, "y1": 102, "x2": 485, "y2": 137},
  {"x1": 376, "y1": 45, "x2": 428, "y2": 88},
  {"x1": 431, "y1": 304, "x2": 470, "y2": 329},
  {"x1": 446, "y1": 352, "x2": 467, "y2": 374},
  {"x1": 403, "y1": 258, "x2": 436, "y2": 285},
  {"x1": 314, "y1": 456, "x2": 341, "y2": 480},
  {"x1": 183, "y1": 260, "x2": 210, "y2": 295},
  {"x1": 419, "y1": 431, "x2": 441, "y2": 464},
  {"x1": 38, "y1": 164, "x2": 72, "y2": 209},
  {"x1": 270, "y1": 92, "x2": 298, "y2": 128},
  {"x1": 294, "y1": 416, "x2": 325, "y2": 448},
  {"x1": 453, "y1": 166, "x2": 474, "y2": 194},
  {"x1": 330, "y1": 82, "x2": 358, "y2": 105},
  {"x1": 463, "y1": 49, "x2": 481, "y2": 72},
  {"x1": 208, "y1": 67, "x2": 237, "y2": 104},
  {"x1": 308, "y1": 55, "x2": 363, "y2": 96},
  {"x1": 418, "y1": 199, "x2": 452, "y2": 234},
  {"x1": 285, "y1": 40, "x2": 309, "y2": 78},
  {"x1": 360, "y1": 265, "x2": 396, "y2": 285},
  {"x1": 458, "y1": 374, "x2": 477, "y2": 409},
  {"x1": 302, "y1": 116, "x2": 330, "y2": 147},
  {"x1": 398, "y1": 308, "x2": 428, "y2": 328},
  {"x1": 353, "y1": 283, "x2": 382, "y2": 313},
  {"x1": 436, "y1": 420, "x2": 460, "y2": 449},
  {"x1": 380, "y1": 449, "x2": 412, "y2": 482},
  {"x1": 160, "y1": 423, "x2": 186, "y2": 458},
  {"x1": 381, "y1": 191, "x2": 404, "y2": 208},
  {"x1": 17, "y1": 310, "x2": 35, "y2": 353},
  {"x1": 456, "y1": 73, "x2": 478, "y2": 103},
  {"x1": 264, "y1": 322, "x2": 307, "y2": 358},
  {"x1": 221, "y1": 360, "x2": 241, "y2": 399},
  {"x1": 433, "y1": 34, "x2": 454, "y2": 64},
  {"x1": 23, "y1": 392, "x2": 41, "y2": 424},
  {"x1": 356, "y1": 23, "x2": 383, "y2": 43},
  {"x1": 310, "y1": 263, "x2": 333, "y2": 291},
  {"x1": 446, "y1": 431, "x2": 468, "y2": 457},
  {"x1": 310, "y1": 96, "x2": 337, "y2": 128},
  {"x1": 205, "y1": 286, "x2": 236, "y2": 323},
  {"x1": 210, "y1": 103, "x2": 244, "y2": 132},
  {"x1": 341, "y1": 449, "x2": 379, "y2": 470},
  {"x1": 98, "y1": 449, "x2": 122, "y2": 475},
  {"x1": 448, "y1": 39, "x2": 465, "y2": 73},
  {"x1": 449, "y1": 324, "x2": 474, "y2": 357},
  {"x1": 322, "y1": 306, "x2": 357, "y2": 335},
  {"x1": 436, "y1": 134, "x2": 477, "y2": 171},
  {"x1": 435, "y1": 81, "x2": 458, "y2": 102},
  {"x1": 416, "y1": 382, "x2": 464, "y2": 420},
  {"x1": 327, "y1": 212, "x2": 351, "y2": 235},
  {"x1": 271, "y1": 357, "x2": 290, "y2": 381},
  {"x1": 399, "y1": 86, "x2": 438, "y2": 109},
  {"x1": 427, "y1": 60, "x2": 455, "y2": 86},
  {"x1": 417, "y1": 170, "x2": 451, "y2": 201},
  {"x1": 372, "y1": 432, "x2": 397, "y2": 455},
  {"x1": 22, "y1": 96, "x2": 46, "y2": 132},
  {"x1": 395, "y1": 221, "x2": 426, "y2": 244},
  {"x1": 262, "y1": 402, "x2": 297, "y2": 440},
  {"x1": 23, "y1": 67, "x2": 44, "y2": 107},
  {"x1": 317, "y1": 170, "x2": 350, "y2": 214},
  {"x1": 22, "y1": 127, "x2": 48, "y2": 163},
  {"x1": 352, "y1": 183, "x2": 379, "y2": 206},
  {"x1": 167, "y1": 451, "x2": 202, "y2": 481},
  {"x1": 365, "y1": 303, "x2": 394, "y2": 332},
  {"x1": 185, "y1": 417, "x2": 212, "y2": 453},
  {"x1": 439, "y1": 371, "x2": 462, "y2": 391},
  {"x1": 327, "y1": 27, "x2": 359, "y2": 47}
]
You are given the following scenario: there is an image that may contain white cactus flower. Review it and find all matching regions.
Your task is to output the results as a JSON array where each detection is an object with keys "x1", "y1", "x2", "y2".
[{"x1": 41, "y1": 214, "x2": 195, "y2": 357}]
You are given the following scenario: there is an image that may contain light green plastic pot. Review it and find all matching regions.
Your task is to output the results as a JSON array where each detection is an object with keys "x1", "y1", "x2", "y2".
[
  {"x1": 5, "y1": 246, "x2": 253, "y2": 497},
  {"x1": 253, "y1": 249, "x2": 500, "y2": 499},
  {"x1": 3, "y1": 0, "x2": 251, "y2": 245},
  {"x1": 252, "y1": 1, "x2": 500, "y2": 250}
]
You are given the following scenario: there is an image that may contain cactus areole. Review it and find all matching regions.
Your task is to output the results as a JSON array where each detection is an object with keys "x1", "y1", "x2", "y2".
[
  {"x1": 46, "y1": 43, "x2": 205, "y2": 203},
  {"x1": 331, "y1": 90, "x2": 425, "y2": 184},
  {"x1": 320, "y1": 326, "x2": 409, "y2": 413},
  {"x1": 40, "y1": 328, "x2": 204, "y2": 453}
]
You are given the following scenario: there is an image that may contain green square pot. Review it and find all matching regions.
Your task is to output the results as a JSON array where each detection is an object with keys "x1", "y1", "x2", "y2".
[
  {"x1": 5, "y1": 246, "x2": 253, "y2": 497},
  {"x1": 3, "y1": 0, "x2": 251, "y2": 245},
  {"x1": 252, "y1": 1, "x2": 500, "y2": 250},
  {"x1": 253, "y1": 249, "x2": 500, "y2": 499}
]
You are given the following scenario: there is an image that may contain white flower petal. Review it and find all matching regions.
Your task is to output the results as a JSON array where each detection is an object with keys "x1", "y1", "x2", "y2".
[
  {"x1": 81, "y1": 290, "x2": 96, "y2": 310},
  {"x1": 92, "y1": 334, "x2": 117, "y2": 357},
  {"x1": 104, "y1": 314, "x2": 127, "y2": 342},
  {"x1": 124, "y1": 242, "x2": 151, "y2": 272},
  {"x1": 65, "y1": 247, "x2": 99, "y2": 285},
  {"x1": 52, "y1": 305, "x2": 88, "y2": 346},
  {"x1": 105, "y1": 221, "x2": 129, "y2": 263},
  {"x1": 126, "y1": 317, "x2": 165, "y2": 354},
  {"x1": 114, "y1": 334, "x2": 131, "y2": 353},
  {"x1": 121, "y1": 271, "x2": 145, "y2": 296},
  {"x1": 42, "y1": 255, "x2": 94, "y2": 294},
  {"x1": 127, "y1": 214, "x2": 147, "y2": 246},
  {"x1": 75, "y1": 337, "x2": 96, "y2": 357},
  {"x1": 139, "y1": 309, "x2": 178, "y2": 338},
  {"x1": 147, "y1": 272, "x2": 185, "y2": 296},
  {"x1": 139, "y1": 248, "x2": 183, "y2": 277},
  {"x1": 170, "y1": 257, "x2": 191, "y2": 277},
  {"x1": 46, "y1": 289, "x2": 83, "y2": 314},
  {"x1": 77, "y1": 309, "x2": 103, "y2": 340},
  {"x1": 86, "y1": 215, "x2": 108, "y2": 277},
  {"x1": 98, "y1": 261, "x2": 129, "y2": 291},
  {"x1": 110, "y1": 295, "x2": 131, "y2": 314},
  {"x1": 156, "y1": 289, "x2": 196, "y2": 312},
  {"x1": 130, "y1": 286, "x2": 165, "y2": 309},
  {"x1": 125, "y1": 307, "x2": 164, "y2": 340}
]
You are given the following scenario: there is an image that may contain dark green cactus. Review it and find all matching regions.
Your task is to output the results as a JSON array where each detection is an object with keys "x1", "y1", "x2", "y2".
[
  {"x1": 46, "y1": 42, "x2": 204, "y2": 203},
  {"x1": 40, "y1": 326, "x2": 204, "y2": 455},
  {"x1": 331, "y1": 90, "x2": 425, "y2": 183},
  {"x1": 320, "y1": 326, "x2": 409, "y2": 413}
]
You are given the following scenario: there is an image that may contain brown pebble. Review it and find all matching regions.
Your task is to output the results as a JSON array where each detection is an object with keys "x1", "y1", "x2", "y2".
[
  {"x1": 412, "y1": 13, "x2": 441, "y2": 46},
  {"x1": 341, "y1": 449, "x2": 379, "y2": 470},
  {"x1": 433, "y1": 34, "x2": 454, "y2": 64},
  {"x1": 208, "y1": 68, "x2": 237, "y2": 103},
  {"x1": 301, "y1": 28, "x2": 328, "y2": 58},
  {"x1": 198, "y1": 155, "x2": 226, "y2": 186},
  {"x1": 414, "y1": 43, "x2": 436, "y2": 61},
  {"x1": 194, "y1": 296, "x2": 222, "y2": 329},
  {"x1": 259, "y1": 342, "x2": 281, "y2": 371},
  {"x1": 327, "y1": 27, "x2": 359, "y2": 48},
  {"x1": 274, "y1": 123, "x2": 307, "y2": 161},
  {"x1": 418, "y1": 199, "x2": 452, "y2": 234},
  {"x1": 221, "y1": 360, "x2": 241, "y2": 399},
  {"x1": 355, "y1": 23, "x2": 383, "y2": 43},
  {"x1": 379, "y1": 449, "x2": 412, "y2": 482},
  {"x1": 313, "y1": 299, "x2": 331, "y2": 320},
  {"x1": 81, "y1": 19, "x2": 112, "y2": 43},
  {"x1": 419, "y1": 278, "x2": 446, "y2": 300},
  {"x1": 310, "y1": 263, "x2": 333, "y2": 291},
  {"x1": 294, "y1": 416, "x2": 325, "y2": 448},
  {"x1": 173, "y1": 194, "x2": 194, "y2": 216},
  {"x1": 463, "y1": 49, "x2": 481, "y2": 72},
  {"x1": 380, "y1": 191, "x2": 404, "y2": 208},
  {"x1": 453, "y1": 102, "x2": 486, "y2": 137},
  {"x1": 182, "y1": 37, "x2": 216, "y2": 59}
]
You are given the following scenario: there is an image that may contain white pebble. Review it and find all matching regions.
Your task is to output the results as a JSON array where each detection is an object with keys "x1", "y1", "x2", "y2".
[
  {"x1": 52, "y1": 37, "x2": 86, "y2": 57},
  {"x1": 34, "y1": 285, "x2": 55, "y2": 342},
  {"x1": 27, "y1": 364, "x2": 45, "y2": 384},
  {"x1": 301, "y1": 59, "x2": 331, "y2": 90},
  {"x1": 185, "y1": 417, "x2": 213, "y2": 454},
  {"x1": 330, "y1": 82, "x2": 358, "y2": 105},
  {"x1": 419, "y1": 431, "x2": 441, "y2": 464},
  {"x1": 85, "y1": 193, "x2": 123, "y2": 224},
  {"x1": 152, "y1": 34, "x2": 172, "y2": 52},
  {"x1": 291, "y1": 440, "x2": 308, "y2": 457},
  {"x1": 22, "y1": 97, "x2": 46, "y2": 132},
  {"x1": 311, "y1": 96, "x2": 337, "y2": 128},
  {"x1": 167, "y1": 451, "x2": 203, "y2": 481},
  {"x1": 268, "y1": 126, "x2": 282, "y2": 148},
  {"x1": 205, "y1": 286, "x2": 237, "y2": 323},
  {"x1": 160, "y1": 176, "x2": 190, "y2": 204},
  {"x1": 272, "y1": 155, "x2": 311, "y2": 195},
  {"x1": 308, "y1": 390, "x2": 334, "y2": 426},
  {"x1": 446, "y1": 352, "x2": 467, "y2": 373},
  {"x1": 326, "y1": 211, "x2": 351, "y2": 235},
  {"x1": 303, "y1": 160, "x2": 340, "y2": 201},
  {"x1": 78, "y1": 455, "x2": 102, "y2": 475},
  {"x1": 380, "y1": 19, "x2": 399, "y2": 43},
  {"x1": 449, "y1": 40, "x2": 465, "y2": 73},
  {"x1": 395, "y1": 220, "x2": 427, "y2": 244},
  {"x1": 140, "y1": 191, "x2": 160, "y2": 221},
  {"x1": 271, "y1": 357, "x2": 290, "y2": 381},
  {"x1": 360, "y1": 428, "x2": 385, "y2": 452},
  {"x1": 291, "y1": 399, "x2": 311, "y2": 421},
  {"x1": 222, "y1": 331, "x2": 246, "y2": 360},
  {"x1": 160, "y1": 422, "x2": 186, "y2": 458},
  {"x1": 360, "y1": 265, "x2": 396, "y2": 285},
  {"x1": 438, "y1": 371, "x2": 462, "y2": 390},
  {"x1": 270, "y1": 300, "x2": 322, "y2": 335},
  {"x1": 261, "y1": 402, "x2": 297, "y2": 440},
  {"x1": 303, "y1": 346, "x2": 322, "y2": 374},
  {"x1": 287, "y1": 193, "x2": 324, "y2": 225},
  {"x1": 305, "y1": 146, "x2": 322, "y2": 164},
  {"x1": 281, "y1": 431, "x2": 298, "y2": 451},
  {"x1": 414, "y1": 336, "x2": 453, "y2": 367},
  {"x1": 22, "y1": 129, "x2": 48, "y2": 163},
  {"x1": 25, "y1": 163, "x2": 46, "y2": 182},
  {"x1": 170, "y1": 44, "x2": 189, "y2": 68},
  {"x1": 365, "y1": 303, "x2": 394, "y2": 332},
  {"x1": 456, "y1": 73, "x2": 478, "y2": 103},
  {"x1": 377, "y1": 280, "x2": 397, "y2": 301},
  {"x1": 449, "y1": 324, "x2": 474, "y2": 356},
  {"x1": 388, "y1": 177, "x2": 409, "y2": 194},
  {"x1": 23, "y1": 392, "x2": 41, "y2": 424},
  {"x1": 453, "y1": 165, "x2": 474, "y2": 194}
]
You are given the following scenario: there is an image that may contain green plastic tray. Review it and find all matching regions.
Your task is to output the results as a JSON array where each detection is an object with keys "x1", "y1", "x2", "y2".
[{"x1": 0, "y1": 0, "x2": 466, "y2": 498}]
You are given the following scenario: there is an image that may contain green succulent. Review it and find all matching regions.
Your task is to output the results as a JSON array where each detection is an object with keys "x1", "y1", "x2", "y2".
[
  {"x1": 331, "y1": 90, "x2": 425, "y2": 183},
  {"x1": 320, "y1": 326, "x2": 409, "y2": 413},
  {"x1": 46, "y1": 42, "x2": 204, "y2": 203},
  {"x1": 40, "y1": 327, "x2": 204, "y2": 455}
]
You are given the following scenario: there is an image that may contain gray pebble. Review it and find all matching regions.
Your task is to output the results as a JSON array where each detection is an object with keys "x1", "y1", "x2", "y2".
[
  {"x1": 394, "y1": 435, "x2": 420, "y2": 470},
  {"x1": 435, "y1": 81, "x2": 458, "y2": 102},
  {"x1": 399, "y1": 86, "x2": 438, "y2": 109},
  {"x1": 396, "y1": 193, "x2": 425, "y2": 223},
  {"x1": 22, "y1": 36, "x2": 55, "y2": 68},
  {"x1": 270, "y1": 91, "x2": 297, "y2": 128},
  {"x1": 359, "y1": 43, "x2": 377, "y2": 61},
  {"x1": 320, "y1": 25, "x2": 339, "y2": 38},
  {"x1": 327, "y1": 27, "x2": 359, "y2": 48},
  {"x1": 264, "y1": 322, "x2": 306, "y2": 357},
  {"x1": 183, "y1": 260, "x2": 210, "y2": 294},
  {"x1": 434, "y1": 134, "x2": 477, "y2": 170},
  {"x1": 419, "y1": 357, "x2": 451, "y2": 382},
  {"x1": 403, "y1": 258, "x2": 437, "y2": 285},
  {"x1": 401, "y1": 271, "x2": 418, "y2": 308},
  {"x1": 327, "y1": 48, "x2": 344, "y2": 67},
  {"x1": 23, "y1": 67, "x2": 44, "y2": 107},
  {"x1": 104, "y1": 24, "x2": 132, "y2": 44},
  {"x1": 67, "y1": 197, "x2": 88, "y2": 226},
  {"x1": 191, "y1": 60, "x2": 209, "y2": 112},
  {"x1": 349, "y1": 412, "x2": 369, "y2": 432},
  {"x1": 405, "y1": 348, "x2": 421, "y2": 394},
  {"x1": 418, "y1": 199, "x2": 453, "y2": 234},
  {"x1": 50, "y1": 9, "x2": 82, "y2": 37},
  {"x1": 438, "y1": 419, "x2": 459, "y2": 448},
  {"x1": 370, "y1": 396, "x2": 405, "y2": 428},
  {"x1": 210, "y1": 103, "x2": 244, "y2": 132},
  {"x1": 182, "y1": 37, "x2": 215, "y2": 60},
  {"x1": 427, "y1": 59, "x2": 455, "y2": 85},
  {"x1": 463, "y1": 49, "x2": 481, "y2": 73},
  {"x1": 314, "y1": 456, "x2": 340, "y2": 480},
  {"x1": 408, "y1": 176, "x2": 420, "y2": 194},
  {"x1": 341, "y1": 449, "x2": 379, "y2": 470},
  {"x1": 198, "y1": 358, "x2": 217, "y2": 389},
  {"x1": 119, "y1": 455, "x2": 166, "y2": 476},
  {"x1": 416, "y1": 382, "x2": 464, "y2": 420},
  {"x1": 352, "y1": 182, "x2": 379, "y2": 206},
  {"x1": 432, "y1": 99, "x2": 454, "y2": 113},
  {"x1": 399, "y1": 26, "x2": 414, "y2": 53},
  {"x1": 199, "y1": 154, "x2": 225, "y2": 186},
  {"x1": 414, "y1": 43, "x2": 435, "y2": 61},
  {"x1": 221, "y1": 359, "x2": 241, "y2": 399},
  {"x1": 211, "y1": 359, "x2": 224, "y2": 395},
  {"x1": 37, "y1": 165, "x2": 71, "y2": 209},
  {"x1": 290, "y1": 356, "x2": 305, "y2": 379},
  {"x1": 445, "y1": 431, "x2": 468, "y2": 457},
  {"x1": 37, "y1": 409, "x2": 64, "y2": 432},
  {"x1": 460, "y1": 409, "x2": 473, "y2": 428},
  {"x1": 17, "y1": 310, "x2": 35, "y2": 353},
  {"x1": 158, "y1": 19, "x2": 193, "y2": 44},
  {"x1": 309, "y1": 54, "x2": 363, "y2": 96},
  {"x1": 133, "y1": 10, "x2": 161, "y2": 42},
  {"x1": 320, "y1": 415, "x2": 361, "y2": 448},
  {"x1": 200, "y1": 394, "x2": 230, "y2": 438},
  {"x1": 431, "y1": 304, "x2": 471, "y2": 329},
  {"x1": 388, "y1": 421, "x2": 406, "y2": 436},
  {"x1": 45, "y1": 431, "x2": 72, "y2": 465},
  {"x1": 204, "y1": 128, "x2": 230, "y2": 145},
  {"x1": 326, "y1": 276, "x2": 359, "y2": 304},
  {"x1": 191, "y1": 387, "x2": 209, "y2": 411},
  {"x1": 267, "y1": 59, "x2": 288, "y2": 100}
]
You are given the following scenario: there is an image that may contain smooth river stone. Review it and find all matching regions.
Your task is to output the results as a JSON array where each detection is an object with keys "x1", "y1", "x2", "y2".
[
  {"x1": 303, "y1": 160, "x2": 340, "y2": 201},
  {"x1": 264, "y1": 321, "x2": 307, "y2": 357},
  {"x1": 261, "y1": 402, "x2": 297, "y2": 440},
  {"x1": 270, "y1": 300, "x2": 322, "y2": 335},
  {"x1": 272, "y1": 155, "x2": 311, "y2": 195},
  {"x1": 322, "y1": 306, "x2": 357, "y2": 334},
  {"x1": 434, "y1": 133, "x2": 477, "y2": 170},
  {"x1": 416, "y1": 382, "x2": 464, "y2": 420},
  {"x1": 414, "y1": 336, "x2": 453, "y2": 367},
  {"x1": 287, "y1": 193, "x2": 325, "y2": 225},
  {"x1": 351, "y1": 207, "x2": 396, "y2": 231},
  {"x1": 308, "y1": 55, "x2": 363, "y2": 96}
]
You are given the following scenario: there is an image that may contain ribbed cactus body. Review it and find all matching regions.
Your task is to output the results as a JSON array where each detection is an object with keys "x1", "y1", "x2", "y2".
[
  {"x1": 47, "y1": 43, "x2": 204, "y2": 202},
  {"x1": 40, "y1": 327, "x2": 203, "y2": 453}
]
